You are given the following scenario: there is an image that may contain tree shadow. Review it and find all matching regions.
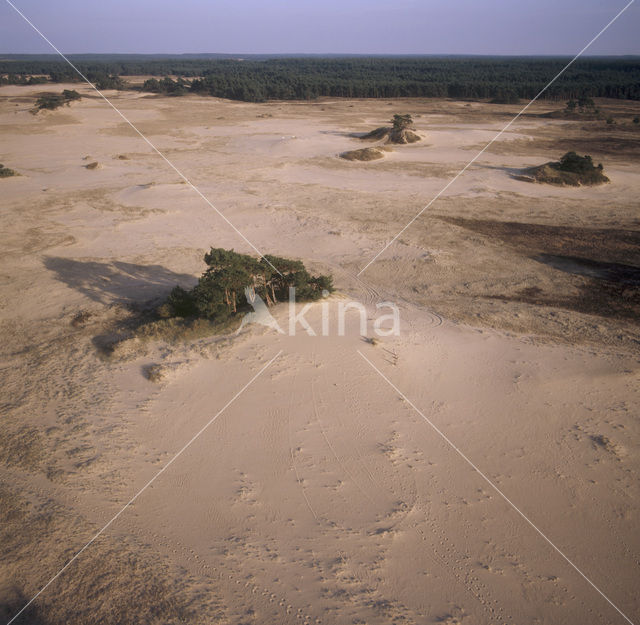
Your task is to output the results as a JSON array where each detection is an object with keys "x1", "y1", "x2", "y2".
[
  {"x1": 318, "y1": 130, "x2": 368, "y2": 138},
  {"x1": 44, "y1": 257, "x2": 197, "y2": 306},
  {"x1": 1, "y1": 586, "x2": 52, "y2": 625},
  {"x1": 534, "y1": 253, "x2": 640, "y2": 286},
  {"x1": 472, "y1": 163, "x2": 527, "y2": 177}
]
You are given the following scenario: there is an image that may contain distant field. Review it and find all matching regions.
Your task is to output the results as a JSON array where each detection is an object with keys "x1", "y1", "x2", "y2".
[{"x1": 1, "y1": 54, "x2": 640, "y2": 102}]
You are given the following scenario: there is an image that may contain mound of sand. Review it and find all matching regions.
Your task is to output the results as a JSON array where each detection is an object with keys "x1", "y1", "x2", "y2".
[
  {"x1": 515, "y1": 164, "x2": 609, "y2": 187},
  {"x1": 84, "y1": 161, "x2": 102, "y2": 170},
  {"x1": 514, "y1": 153, "x2": 609, "y2": 187},
  {"x1": 360, "y1": 127, "x2": 421, "y2": 144},
  {"x1": 340, "y1": 146, "x2": 392, "y2": 161},
  {"x1": 387, "y1": 127, "x2": 421, "y2": 144}
]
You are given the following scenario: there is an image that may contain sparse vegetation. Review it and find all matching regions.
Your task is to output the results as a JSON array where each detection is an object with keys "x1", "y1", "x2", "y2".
[
  {"x1": 568, "y1": 96, "x2": 597, "y2": 112},
  {"x1": 0, "y1": 164, "x2": 17, "y2": 178},
  {"x1": 543, "y1": 97, "x2": 602, "y2": 120},
  {"x1": 34, "y1": 89, "x2": 81, "y2": 111}
]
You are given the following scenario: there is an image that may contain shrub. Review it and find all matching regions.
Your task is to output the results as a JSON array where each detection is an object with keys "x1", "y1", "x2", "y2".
[
  {"x1": 0, "y1": 163, "x2": 17, "y2": 178},
  {"x1": 545, "y1": 151, "x2": 608, "y2": 185},
  {"x1": 556, "y1": 151, "x2": 600, "y2": 174}
]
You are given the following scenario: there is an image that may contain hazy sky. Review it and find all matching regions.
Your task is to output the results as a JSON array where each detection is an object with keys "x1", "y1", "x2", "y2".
[{"x1": 1, "y1": 0, "x2": 638, "y2": 55}]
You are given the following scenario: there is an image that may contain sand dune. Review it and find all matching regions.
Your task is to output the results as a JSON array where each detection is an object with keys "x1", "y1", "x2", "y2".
[{"x1": 1, "y1": 85, "x2": 639, "y2": 624}]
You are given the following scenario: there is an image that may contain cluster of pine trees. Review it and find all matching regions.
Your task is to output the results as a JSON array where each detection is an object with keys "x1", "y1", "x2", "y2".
[
  {"x1": 164, "y1": 249, "x2": 333, "y2": 321},
  {"x1": 35, "y1": 89, "x2": 81, "y2": 111},
  {"x1": 2, "y1": 55, "x2": 639, "y2": 102}
]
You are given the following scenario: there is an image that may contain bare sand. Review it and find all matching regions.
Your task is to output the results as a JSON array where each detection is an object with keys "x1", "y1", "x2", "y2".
[{"x1": 1, "y1": 85, "x2": 639, "y2": 624}]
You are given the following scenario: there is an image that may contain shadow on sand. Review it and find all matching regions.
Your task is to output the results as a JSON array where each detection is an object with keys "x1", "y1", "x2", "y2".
[
  {"x1": 472, "y1": 163, "x2": 528, "y2": 178},
  {"x1": 44, "y1": 257, "x2": 197, "y2": 306}
]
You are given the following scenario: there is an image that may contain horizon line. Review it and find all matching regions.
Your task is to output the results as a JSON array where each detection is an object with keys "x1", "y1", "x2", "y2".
[{"x1": 1, "y1": 52, "x2": 639, "y2": 58}]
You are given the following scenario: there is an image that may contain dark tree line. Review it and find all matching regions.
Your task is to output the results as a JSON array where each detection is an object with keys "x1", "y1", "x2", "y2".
[{"x1": 2, "y1": 55, "x2": 639, "y2": 102}]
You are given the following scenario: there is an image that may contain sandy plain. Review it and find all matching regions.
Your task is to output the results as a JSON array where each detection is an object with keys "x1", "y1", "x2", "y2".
[{"x1": 1, "y1": 84, "x2": 639, "y2": 625}]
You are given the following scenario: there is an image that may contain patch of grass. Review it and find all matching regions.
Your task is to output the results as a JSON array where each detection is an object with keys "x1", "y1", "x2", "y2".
[
  {"x1": 0, "y1": 426, "x2": 43, "y2": 471},
  {"x1": 134, "y1": 314, "x2": 242, "y2": 343}
]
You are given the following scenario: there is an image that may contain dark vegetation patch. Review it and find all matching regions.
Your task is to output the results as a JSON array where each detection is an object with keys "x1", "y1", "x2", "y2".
[
  {"x1": 161, "y1": 248, "x2": 333, "y2": 320},
  {"x1": 440, "y1": 217, "x2": 640, "y2": 322},
  {"x1": 0, "y1": 163, "x2": 17, "y2": 178},
  {"x1": 34, "y1": 89, "x2": 81, "y2": 111},
  {"x1": 142, "y1": 76, "x2": 189, "y2": 96},
  {"x1": 3, "y1": 56, "x2": 639, "y2": 102},
  {"x1": 548, "y1": 134, "x2": 640, "y2": 162},
  {"x1": 489, "y1": 90, "x2": 520, "y2": 104},
  {"x1": 514, "y1": 151, "x2": 609, "y2": 186}
]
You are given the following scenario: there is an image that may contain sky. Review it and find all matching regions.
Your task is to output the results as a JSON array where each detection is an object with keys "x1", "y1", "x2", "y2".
[{"x1": 1, "y1": 0, "x2": 639, "y2": 56}]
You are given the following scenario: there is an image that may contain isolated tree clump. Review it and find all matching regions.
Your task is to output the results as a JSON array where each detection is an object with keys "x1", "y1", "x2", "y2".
[
  {"x1": 162, "y1": 249, "x2": 333, "y2": 322},
  {"x1": 517, "y1": 151, "x2": 609, "y2": 186},
  {"x1": 361, "y1": 114, "x2": 421, "y2": 144},
  {"x1": 0, "y1": 163, "x2": 17, "y2": 178},
  {"x1": 562, "y1": 96, "x2": 601, "y2": 118},
  {"x1": 555, "y1": 151, "x2": 604, "y2": 176},
  {"x1": 35, "y1": 89, "x2": 81, "y2": 111}
]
